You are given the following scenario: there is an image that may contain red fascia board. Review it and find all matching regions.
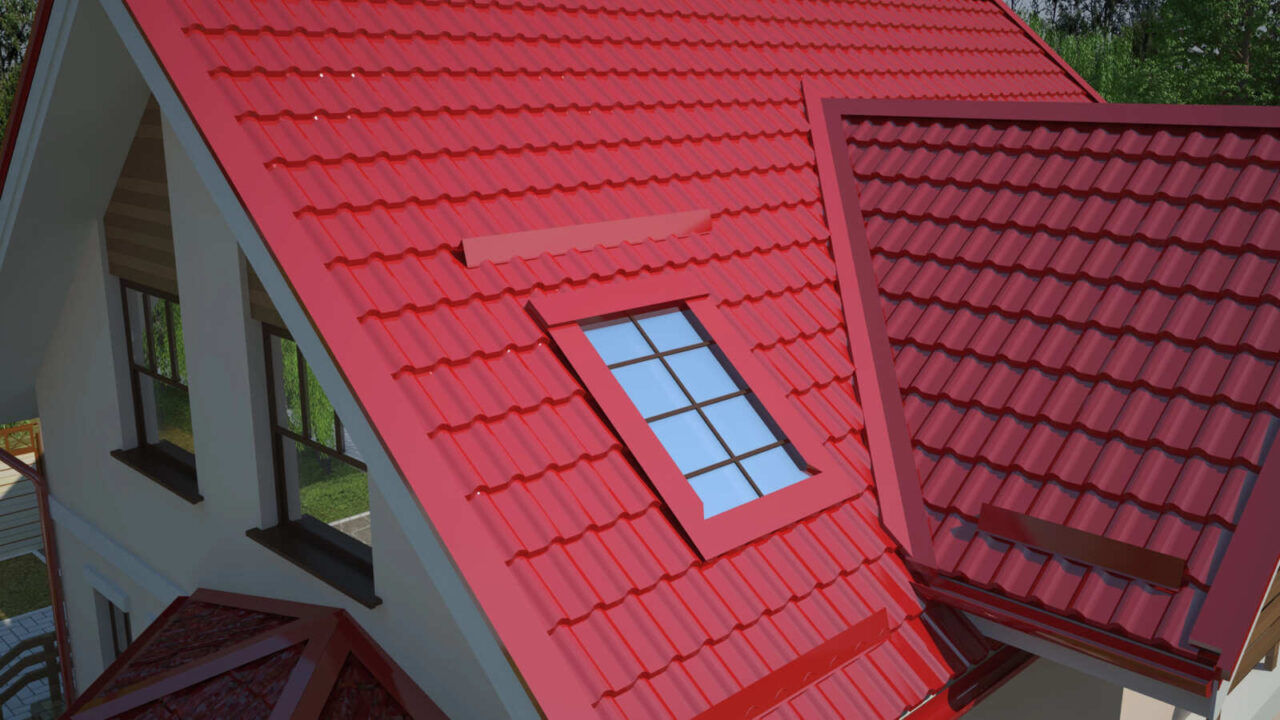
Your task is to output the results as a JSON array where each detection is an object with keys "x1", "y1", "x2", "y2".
[
  {"x1": 692, "y1": 609, "x2": 891, "y2": 720},
  {"x1": 822, "y1": 97, "x2": 1280, "y2": 131},
  {"x1": 122, "y1": 2, "x2": 598, "y2": 716},
  {"x1": 906, "y1": 646, "x2": 1035, "y2": 720},
  {"x1": 1191, "y1": 428, "x2": 1280, "y2": 676},
  {"x1": 978, "y1": 504, "x2": 1186, "y2": 589},
  {"x1": 803, "y1": 80, "x2": 937, "y2": 567},
  {"x1": 986, "y1": 0, "x2": 1105, "y2": 104},
  {"x1": 463, "y1": 209, "x2": 712, "y2": 267},
  {"x1": 0, "y1": 0, "x2": 54, "y2": 201},
  {"x1": 919, "y1": 577, "x2": 1219, "y2": 696},
  {"x1": 529, "y1": 279, "x2": 863, "y2": 559}
]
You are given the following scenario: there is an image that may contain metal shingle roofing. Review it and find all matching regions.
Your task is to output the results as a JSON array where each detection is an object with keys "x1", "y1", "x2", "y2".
[
  {"x1": 824, "y1": 99, "x2": 1280, "y2": 686},
  {"x1": 118, "y1": 0, "x2": 1094, "y2": 717},
  {"x1": 64, "y1": 590, "x2": 444, "y2": 719}
]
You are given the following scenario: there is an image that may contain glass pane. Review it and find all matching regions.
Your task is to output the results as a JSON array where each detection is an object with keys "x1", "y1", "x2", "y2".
[
  {"x1": 150, "y1": 297, "x2": 172, "y2": 379},
  {"x1": 142, "y1": 375, "x2": 195, "y2": 454},
  {"x1": 742, "y1": 446, "x2": 808, "y2": 494},
  {"x1": 125, "y1": 289, "x2": 150, "y2": 369},
  {"x1": 611, "y1": 359, "x2": 686, "y2": 418},
  {"x1": 583, "y1": 320, "x2": 651, "y2": 365},
  {"x1": 666, "y1": 347, "x2": 738, "y2": 402},
  {"x1": 703, "y1": 396, "x2": 777, "y2": 455},
  {"x1": 636, "y1": 309, "x2": 700, "y2": 351},
  {"x1": 171, "y1": 302, "x2": 187, "y2": 384},
  {"x1": 649, "y1": 410, "x2": 727, "y2": 473},
  {"x1": 277, "y1": 336, "x2": 304, "y2": 434},
  {"x1": 304, "y1": 362, "x2": 338, "y2": 449},
  {"x1": 290, "y1": 438, "x2": 370, "y2": 545},
  {"x1": 689, "y1": 465, "x2": 758, "y2": 517}
]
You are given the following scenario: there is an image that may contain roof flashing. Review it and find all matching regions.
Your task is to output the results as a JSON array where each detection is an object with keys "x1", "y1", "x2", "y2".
[{"x1": 462, "y1": 208, "x2": 712, "y2": 267}]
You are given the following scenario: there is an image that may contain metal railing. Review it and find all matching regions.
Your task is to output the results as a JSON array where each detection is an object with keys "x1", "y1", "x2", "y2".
[
  {"x1": 0, "y1": 424, "x2": 38, "y2": 459},
  {"x1": 0, "y1": 632, "x2": 61, "y2": 719}
]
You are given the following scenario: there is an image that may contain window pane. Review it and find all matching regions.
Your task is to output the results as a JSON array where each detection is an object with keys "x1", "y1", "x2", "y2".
[
  {"x1": 741, "y1": 447, "x2": 808, "y2": 494},
  {"x1": 141, "y1": 375, "x2": 194, "y2": 454},
  {"x1": 583, "y1": 320, "x2": 651, "y2": 364},
  {"x1": 636, "y1": 309, "x2": 700, "y2": 352},
  {"x1": 171, "y1": 303, "x2": 187, "y2": 384},
  {"x1": 125, "y1": 289, "x2": 150, "y2": 369},
  {"x1": 689, "y1": 465, "x2": 758, "y2": 517},
  {"x1": 666, "y1": 347, "x2": 738, "y2": 402},
  {"x1": 703, "y1": 396, "x2": 776, "y2": 455},
  {"x1": 150, "y1": 297, "x2": 172, "y2": 378},
  {"x1": 304, "y1": 362, "x2": 338, "y2": 449},
  {"x1": 290, "y1": 438, "x2": 370, "y2": 545},
  {"x1": 277, "y1": 337, "x2": 304, "y2": 434},
  {"x1": 649, "y1": 410, "x2": 727, "y2": 473},
  {"x1": 611, "y1": 360, "x2": 686, "y2": 417}
]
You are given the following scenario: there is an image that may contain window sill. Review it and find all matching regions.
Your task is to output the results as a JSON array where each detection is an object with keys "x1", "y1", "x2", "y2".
[
  {"x1": 110, "y1": 445, "x2": 201, "y2": 504},
  {"x1": 246, "y1": 517, "x2": 381, "y2": 609}
]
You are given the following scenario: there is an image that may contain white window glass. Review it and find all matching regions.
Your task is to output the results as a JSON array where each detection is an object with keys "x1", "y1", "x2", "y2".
[{"x1": 583, "y1": 307, "x2": 811, "y2": 516}]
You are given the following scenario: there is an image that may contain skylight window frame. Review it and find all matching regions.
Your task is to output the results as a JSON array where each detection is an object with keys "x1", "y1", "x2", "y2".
[{"x1": 529, "y1": 276, "x2": 861, "y2": 559}]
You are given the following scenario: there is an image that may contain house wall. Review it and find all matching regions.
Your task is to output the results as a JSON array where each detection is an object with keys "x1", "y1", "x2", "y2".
[{"x1": 29, "y1": 53, "x2": 520, "y2": 717}]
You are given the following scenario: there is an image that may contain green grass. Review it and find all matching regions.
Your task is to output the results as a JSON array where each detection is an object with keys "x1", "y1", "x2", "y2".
[
  {"x1": 296, "y1": 446, "x2": 368, "y2": 524},
  {"x1": 0, "y1": 553, "x2": 51, "y2": 620}
]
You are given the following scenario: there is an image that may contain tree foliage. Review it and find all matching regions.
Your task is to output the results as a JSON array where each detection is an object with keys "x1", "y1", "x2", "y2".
[
  {"x1": 1009, "y1": 0, "x2": 1280, "y2": 104},
  {"x1": 0, "y1": 0, "x2": 34, "y2": 140}
]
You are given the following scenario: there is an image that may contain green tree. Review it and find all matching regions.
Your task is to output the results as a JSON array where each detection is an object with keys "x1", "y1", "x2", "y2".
[
  {"x1": 1013, "y1": 0, "x2": 1280, "y2": 105},
  {"x1": 0, "y1": 0, "x2": 35, "y2": 139}
]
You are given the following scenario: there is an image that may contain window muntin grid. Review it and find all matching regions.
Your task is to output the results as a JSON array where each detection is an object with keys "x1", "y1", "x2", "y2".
[{"x1": 583, "y1": 307, "x2": 810, "y2": 516}]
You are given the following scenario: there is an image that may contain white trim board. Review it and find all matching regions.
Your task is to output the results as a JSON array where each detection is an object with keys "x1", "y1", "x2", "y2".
[
  {"x1": 96, "y1": 3, "x2": 539, "y2": 718},
  {"x1": 0, "y1": 0, "x2": 80, "y2": 263},
  {"x1": 47, "y1": 493, "x2": 184, "y2": 607}
]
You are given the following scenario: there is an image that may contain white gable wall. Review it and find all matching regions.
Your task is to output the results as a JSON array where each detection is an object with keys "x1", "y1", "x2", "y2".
[{"x1": 19, "y1": 2, "x2": 536, "y2": 716}]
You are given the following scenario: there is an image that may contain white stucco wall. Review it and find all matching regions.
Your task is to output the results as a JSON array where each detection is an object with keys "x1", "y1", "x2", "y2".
[{"x1": 28, "y1": 38, "x2": 520, "y2": 715}]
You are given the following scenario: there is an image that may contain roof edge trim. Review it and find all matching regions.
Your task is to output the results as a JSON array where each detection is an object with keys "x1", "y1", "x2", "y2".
[
  {"x1": 803, "y1": 80, "x2": 938, "y2": 567},
  {"x1": 462, "y1": 208, "x2": 712, "y2": 267},
  {"x1": 986, "y1": 0, "x2": 1106, "y2": 104},
  {"x1": 0, "y1": 0, "x2": 56, "y2": 213},
  {"x1": 920, "y1": 576, "x2": 1218, "y2": 696},
  {"x1": 823, "y1": 97, "x2": 1280, "y2": 129},
  {"x1": 1191, "y1": 430, "x2": 1280, "y2": 677}
]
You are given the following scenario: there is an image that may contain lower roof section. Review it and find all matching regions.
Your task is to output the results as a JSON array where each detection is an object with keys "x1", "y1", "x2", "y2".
[
  {"x1": 808, "y1": 94, "x2": 1280, "y2": 692},
  {"x1": 63, "y1": 589, "x2": 445, "y2": 720}
]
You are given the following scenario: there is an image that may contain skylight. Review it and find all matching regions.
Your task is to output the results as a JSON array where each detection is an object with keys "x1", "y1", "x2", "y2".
[{"x1": 583, "y1": 307, "x2": 809, "y2": 516}]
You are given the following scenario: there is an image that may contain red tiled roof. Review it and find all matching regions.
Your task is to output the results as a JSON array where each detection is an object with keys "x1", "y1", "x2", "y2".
[
  {"x1": 117, "y1": 1, "x2": 1095, "y2": 717},
  {"x1": 820, "y1": 99, "x2": 1280, "y2": 683},
  {"x1": 64, "y1": 590, "x2": 444, "y2": 719}
]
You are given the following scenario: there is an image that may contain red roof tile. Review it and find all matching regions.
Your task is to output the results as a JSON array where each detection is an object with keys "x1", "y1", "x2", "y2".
[
  {"x1": 66, "y1": 590, "x2": 444, "y2": 720},
  {"x1": 110, "y1": 1, "x2": 1105, "y2": 717},
  {"x1": 829, "y1": 99, "x2": 1280, "y2": 682}
]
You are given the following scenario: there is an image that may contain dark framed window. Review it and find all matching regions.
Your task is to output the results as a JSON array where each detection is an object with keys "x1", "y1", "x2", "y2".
[
  {"x1": 110, "y1": 281, "x2": 200, "y2": 503},
  {"x1": 582, "y1": 308, "x2": 810, "y2": 517},
  {"x1": 247, "y1": 325, "x2": 378, "y2": 608},
  {"x1": 95, "y1": 592, "x2": 132, "y2": 663}
]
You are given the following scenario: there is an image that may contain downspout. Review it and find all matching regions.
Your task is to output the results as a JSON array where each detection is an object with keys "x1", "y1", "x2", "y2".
[{"x1": 0, "y1": 438, "x2": 75, "y2": 705}]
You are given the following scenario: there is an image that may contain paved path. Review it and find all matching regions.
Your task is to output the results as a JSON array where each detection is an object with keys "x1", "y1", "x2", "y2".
[
  {"x1": 331, "y1": 511, "x2": 371, "y2": 545},
  {"x1": 0, "y1": 604, "x2": 55, "y2": 720}
]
